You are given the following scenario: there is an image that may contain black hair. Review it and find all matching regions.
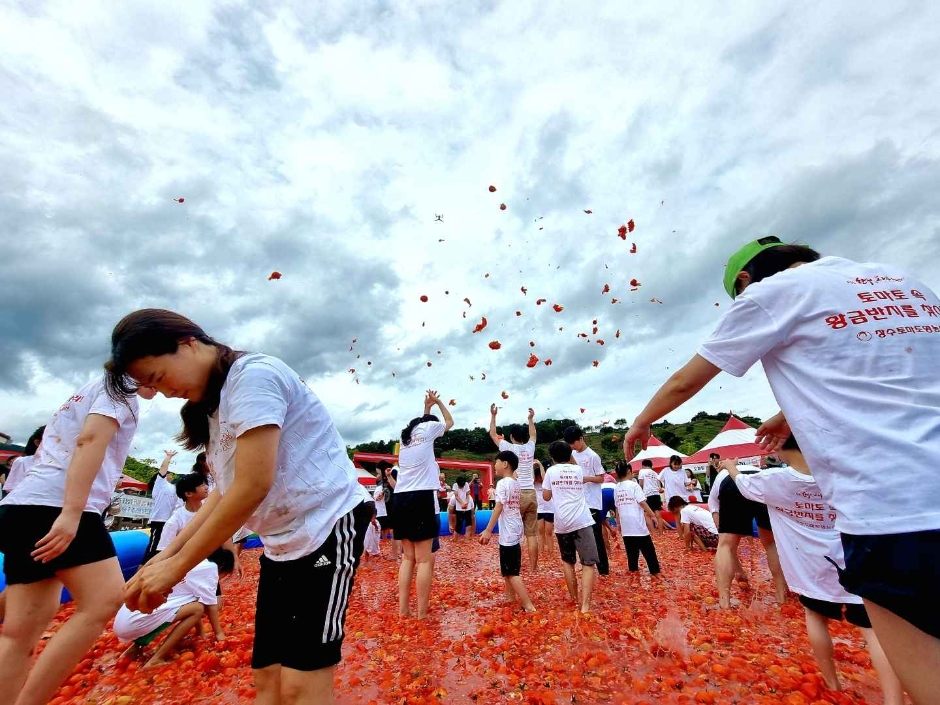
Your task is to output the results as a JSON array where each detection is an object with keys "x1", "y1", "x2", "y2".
[
  {"x1": 614, "y1": 460, "x2": 632, "y2": 479},
  {"x1": 509, "y1": 423, "x2": 529, "y2": 443},
  {"x1": 641, "y1": 459, "x2": 653, "y2": 468},
  {"x1": 105, "y1": 309, "x2": 244, "y2": 450},
  {"x1": 192, "y1": 452, "x2": 210, "y2": 478},
  {"x1": 24, "y1": 426, "x2": 45, "y2": 456},
  {"x1": 549, "y1": 440, "x2": 573, "y2": 463},
  {"x1": 533, "y1": 462, "x2": 543, "y2": 481},
  {"x1": 737, "y1": 243, "x2": 821, "y2": 295},
  {"x1": 401, "y1": 414, "x2": 440, "y2": 445},
  {"x1": 175, "y1": 472, "x2": 208, "y2": 500},
  {"x1": 709, "y1": 453, "x2": 720, "y2": 461},
  {"x1": 782, "y1": 434, "x2": 800, "y2": 451},
  {"x1": 496, "y1": 450, "x2": 519, "y2": 471},
  {"x1": 562, "y1": 425, "x2": 583, "y2": 445},
  {"x1": 208, "y1": 547, "x2": 235, "y2": 574},
  {"x1": 456, "y1": 475, "x2": 467, "y2": 488},
  {"x1": 667, "y1": 496, "x2": 689, "y2": 513},
  {"x1": 669, "y1": 454, "x2": 683, "y2": 466}
]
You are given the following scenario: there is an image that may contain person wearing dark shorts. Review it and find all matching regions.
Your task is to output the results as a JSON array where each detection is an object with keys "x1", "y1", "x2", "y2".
[
  {"x1": 454, "y1": 507, "x2": 474, "y2": 536},
  {"x1": 708, "y1": 464, "x2": 787, "y2": 609}
]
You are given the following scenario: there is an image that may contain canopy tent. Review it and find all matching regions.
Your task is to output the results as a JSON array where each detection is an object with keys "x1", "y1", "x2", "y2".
[
  {"x1": 118, "y1": 474, "x2": 148, "y2": 492},
  {"x1": 683, "y1": 415, "x2": 769, "y2": 470},
  {"x1": 630, "y1": 435, "x2": 686, "y2": 471},
  {"x1": 356, "y1": 466, "x2": 378, "y2": 486}
]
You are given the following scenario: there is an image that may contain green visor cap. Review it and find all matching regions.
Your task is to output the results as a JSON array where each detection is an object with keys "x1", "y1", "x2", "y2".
[{"x1": 723, "y1": 236, "x2": 786, "y2": 299}]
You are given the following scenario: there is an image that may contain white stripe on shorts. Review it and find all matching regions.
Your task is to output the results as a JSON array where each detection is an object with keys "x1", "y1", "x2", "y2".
[{"x1": 322, "y1": 512, "x2": 355, "y2": 644}]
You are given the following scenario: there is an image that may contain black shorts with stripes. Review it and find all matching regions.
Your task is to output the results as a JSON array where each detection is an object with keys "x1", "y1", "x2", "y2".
[{"x1": 251, "y1": 501, "x2": 372, "y2": 672}]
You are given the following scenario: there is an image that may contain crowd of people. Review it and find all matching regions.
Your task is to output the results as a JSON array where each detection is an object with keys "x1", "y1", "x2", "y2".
[{"x1": 0, "y1": 238, "x2": 936, "y2": 704}]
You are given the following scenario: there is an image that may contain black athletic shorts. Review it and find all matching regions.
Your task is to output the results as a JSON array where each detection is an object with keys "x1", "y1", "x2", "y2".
[
  {"x1": 798, "y1": 595, "x2": 871, "y2": 628},
  {"x1": 392, "y1": 490, "x2": 439, "y2": 542},
  {"x1": 0, "y1": 505, "x2": 116, "y2": 585},
  {"x1": 252, "y1": 501, "x2": 371, "y2": 672},
  {"x1": 455, "y1": 510, "x2": 474, "y2": 534},
  {"x1": 556, "y1": 526, "x2": 599, "y2": 567},
  {"x1": 499, "y1": 543, "x2": 522, "y2": 577},
  {"x1": 645, "y1": 494, "x2": 663, "y2": 512},
  {"x1": 717, "y1": 476, "x2": 771, "y2": 535},
  {"x1": 837, "y1": 529, "x2": 940, "y2": 639},
  {"x1": 377, "y1": 515, "x2": 393, "y2": 531},
  {"x1": 537, "y1": 512, "x2": 554, "y2": 523}
]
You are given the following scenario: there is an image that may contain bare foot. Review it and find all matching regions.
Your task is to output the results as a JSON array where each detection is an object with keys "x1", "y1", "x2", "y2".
[
  {"x1": 144, "y1": 656, "x2": 169, "y2": 669},
  {"x1": 121, "y1": 644, "x2": 142, "y2": 660},
  {"x1": 215, "y1": 631, "x2": 226, "y2": 641},
  {"x1": 523, "y1": 606, "x2": 537, "y2": 614}
]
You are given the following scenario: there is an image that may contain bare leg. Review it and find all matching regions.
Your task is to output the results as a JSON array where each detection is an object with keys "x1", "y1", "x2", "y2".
[
  {"x1": 690, "y1": 532, "x2": 708, "y2": 550},
  {"x1": 506, "y1": 576, "x2": 536, "y2": 613},
  {"x1": 254, "y1": 664, "x2": 282, "y2": 705},
  {"x1": 206, "y1": 601, "x2": 225, "y2": 640},
  {"x1": 561, "y1": 562, "x2": 578, "y2": 603},
  {"x1": 715, "y1": 534, "x2": 741, "y2": 609},
  {"x1": 13, "y1": 558, "x2": 124, "y2": 705},
  {"x1": 757, "y1": 527, "x2": 788, "y2": 605},
  {"x1": 858, "y1": 627, "x2": 904, "y2": 705},
  {"x1": 392, "y1": 539, "x2": 402, "y2": 560},
  {"x1": 580, "y1": 566, "x2": 597, "y2": 614},
  {"x1": 0, "y1": 579, "x2": 62, "y2": 699},
  {"x1": 145, "y1": 603, "x2": 205, "y2": 668},
  {"x1": 526, "y1": 535, "x2": 538, "y2": 572},
  {"x1": 864, "y1": 600, "x2": 935, "y2": 705},
  {"x1": 503, "y1": 578, "x2": 516, "y2": 603},
  {"x1": 0, "y1": 588, "x2": 6, "y2": 621},
  {"x1": 803, "y1": 608, "x2": 840, "y2": 690},
  {"x1": 413, "y1": 539, "x2": 433, "y2": 619},
  {"x1": 398, "y1": 540, "x2": 416, "y2": 617},
  {"x1": 448, "y1": 506, "x2": 456, "y2": 537},
  {"x1": 280, "y1": 665, "x2": 336, "y2": 705}
]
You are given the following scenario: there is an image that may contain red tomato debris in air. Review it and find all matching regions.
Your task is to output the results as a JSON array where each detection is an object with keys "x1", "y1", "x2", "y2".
[
  {"x1": 488, "y1": 341, "x2": 502, "y2": 350},
  {"x1": 602, "y1": 284, "x2": 610, "y2": 294},
  {"x1": 584, "y1": 209, "x2": 593, "y2": 214},
  {"x1": 651, "y1": 298, "x2": 663, "y2": 304},
  {"x1": 715, "y1": 302, "x2": 720, "y2": 307},
  {"x1": 529, "y1": 341, "x2": 536, "y2": 347},
  {"x1": 464, "y1": 297, "x2": 472, "y2": 306},
  {"x1": 501, "y1": 391, "x2": 509, "y2": 399},
  {"x1": 445, "y1": 290, "x2": 450, "y2": 294},
  {"x1": 521, "y1": 286, "x2": 527, "y2": 295},
  {"x1": 630, "y1": 278, "x2": 641, "y2": 287},
  {"x1": 536, "y1": 298, "x2": 547, "y2": 305},
  {"x1": 592, "y1": 326, "x2": 598, "y2": 335},
  {"x1": 592, "y1": 360, "x2": 599, "y2": 367},
  {"x1": 420, "y1": 295, "x2": 429, "y2": 302},
  {"x1": 578, "y1": 333, "x2": 588, "y2": 339},
  {"x1": 616, "y1": 329, "x2": 621, "y2": 338},
  {"x1": 630, "y1": 243, "x2": 637, "y2": 254},
  {"x1": 427, "y1": 361, "x2": 433, "y2": 367},
  {"x1": 489, "y1": 185, "x2": 497, "y2": 192},
  {"x1": 268, "y1": 271, "x2": 282, "y2": 280},
  {"x1": 515, "y1": 311, "x2": 522, "y2": 317},
  {"x1": 553, "y1": 304, "x2": 564, "y2": 312},
  {"x1": 349, "y1": 368, "x2": 355, "y2": 374},
  {"x1": 481, "y1": 372, "x2": 486, "y2": 380},
  {"x1": 499, "y1": 203, "x2": 507, "y2": 211},
  {"x1": 617, "y1": 225, "x2": 628, "y2": 240},
  {"x1": 175, "y1": 197, "x2": 185, "y2": 203},
  {"x1": 544, "y1": 358, "x2": 553, "y2": 366},
  {"x1": 628, "y1": 219, "x2": 635, "y2": 232},
  {"x1": 448, "y1": 399, "x2": 457, "y2": 406},
  {"x1": 597, "y1": 339, "x2": 605, "y2": 345},
  {"x1": 367, "y1": 361, "x2": 372, "y2": 365},
  {"x1": 472, "y1": 317, "x2": 488, "y2": 333},
  {"x1": 580, "y1": 408, "x2": 586, "y2": 413},
  {"x1": 611, "y1": 297, "x2": 620, "y2": 303},
  {"x1": 526, "y1": 354, "x2": 539, "y2": 368},
  {"x1": 592, "y1": 319, "x2": 597, "y2": 325}
]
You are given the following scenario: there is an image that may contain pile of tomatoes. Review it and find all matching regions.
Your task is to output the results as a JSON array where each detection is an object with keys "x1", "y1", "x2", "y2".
[{"x1": 43, "y1": 533, "x2": 886, "y2": 704}]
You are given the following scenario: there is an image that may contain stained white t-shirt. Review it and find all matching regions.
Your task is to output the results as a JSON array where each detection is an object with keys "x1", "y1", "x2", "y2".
[
  {"x1": 542, "y1": 463, "x2": 593, "y2": 534},
  {"x1": 680, "y1": 504, "x2": 718, "y2": 534},
  {"x1": 535, "y1": 481, "x2": 554, "y2": 514},
  {"x1": 396, "y1": 421, "x2": 447, "y2": 494},
  {"x1": 207, "y1": 354, "x2": 362, "y2": 562},
  {"x1": 735, "y1": 468, "x2": 860, "y2": 603},
  {"x1": 498, "y1": 439, "x2": 536, "y2": 490},
  {"x1": 1, "y1": 378, "x2": 139, "y2": 513},
  {"x1": 698, "y1": 256, "x2": 940, "y2": 534},
  {"x1": 113, "y1": 559, "x2": 218, "y2": 642},
  {"x1": 452, "y1": 483, "x2": 472, "y2": 510},
  {"x1": 659, "y1": 468, "x2": 688, "y2": 502},
  {"x1": 572, "y1": 447, "x2": 604, "y2": 510},
  {"x1": 373, "y1": 485, "x2": 387, "y2": 518},
  {"x1": 614, "y1": 480, "x2": 650, "y2": 537},
  {"x1": 149, "y1": 474, "x2": 178, "y2": 522},
  {"x1": 3, "y1": 455, "x2": 34, "y2": 495},
  {"x1": 157, "y1": 504, "x2": 199, "y2": 551},
  {"x1": 495, "y1": 476, "x2": 523, "y2": 546},
  {"x1": 637, "y1": 468, "x2": 662, "y2": 498}
]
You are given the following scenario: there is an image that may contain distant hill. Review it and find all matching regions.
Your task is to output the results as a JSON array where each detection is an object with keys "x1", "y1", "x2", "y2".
[{"x1": 350, "y1": 411, "x2": 762, "y2": 482}]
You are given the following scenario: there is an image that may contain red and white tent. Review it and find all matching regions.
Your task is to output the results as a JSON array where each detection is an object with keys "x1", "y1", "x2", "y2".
[
  {"x1": 683, "y1": 416, "x2": 770, "y2": 471},
  {"x1": 631, "y1": 435, "x2": 686, "y2": 471},
  {"x1": 356, "y1": 467, "x2": 378, "y2": 487}
]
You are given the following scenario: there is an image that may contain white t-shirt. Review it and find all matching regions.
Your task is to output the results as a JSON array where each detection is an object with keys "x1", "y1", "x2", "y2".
[
  {"x1": 542, "y1": 463, "x2": 593, "y2": 534},
  {"x1": 157, "y1": 504, "x2": 199, "y2": 551},
  {"x1": 680, "y1": 504, "x2": 718, "y2": 534},
  {"x1": 495, "y1": 476, "x2": 523, "y2": 546},
  {"x1": 149, "y1": 473, "x2": 178, "y2": 522},
  {"x1": 637, "y1": 467, "x2": 662, "y2": 498},
  {"x1": 373, "y1": 484, "x2": 387, "y2": 518},
  {"x1": 206, "y1": 354, "x2": 362, "y2": 562},
  {"x1": 1, "y1": 378, "x2": 139, "y2": 513},
  {"x1": 572, "y1": 447, "x2": 604, "y2": 510},
  {"x1": 498, "y1": 439, "x2": 536, "y2": 490},
  {"x1": 3, "y1": 455, "x2": 33, "y2": 495},
  {"x1": 614, "y1": 480, "x2": 650, "y2": 537},
  {"x1": 452, "y1": 483, "x2": 472, "y2": 510},
  {"x1": 736, "y1": 468, "x2": 860, "y2": 603},
  {"x1": 698, "y1": 256, "x2": 940, "y2": 534},
  {"x1": 659, "y1": 468, "x2": 688, "y2": 501},
  {"x1": 535, "y1": 480, "x2": 554, "y2": 514},
  {"x1": 113, "y1": 559, "x2": 218, "y2": 642},
  {"x1": 396, "y1": 421, "x2": 447, "y2": 494}
]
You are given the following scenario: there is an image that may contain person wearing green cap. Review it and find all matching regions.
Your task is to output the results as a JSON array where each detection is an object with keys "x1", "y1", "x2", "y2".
[{"x1": 622, "y1": 238, "x2": 940, "y2": 704}]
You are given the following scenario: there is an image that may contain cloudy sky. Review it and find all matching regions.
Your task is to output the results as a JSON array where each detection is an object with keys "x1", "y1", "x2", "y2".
[{"x1": 2, "y1": 1, "x2": 939, "y2": 469}]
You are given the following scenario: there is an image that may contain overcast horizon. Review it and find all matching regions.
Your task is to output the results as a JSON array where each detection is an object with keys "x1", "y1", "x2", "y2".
[{"x1": 2, "y1": 1, "x2": 939, "y2": 470}]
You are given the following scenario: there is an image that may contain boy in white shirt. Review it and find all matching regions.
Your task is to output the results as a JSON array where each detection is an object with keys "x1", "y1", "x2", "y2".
[
  {"x1": 667, "y1": 496, "x2": 719, "y2": 550},
  {"x1": 479, "y1": 451, "x2": 535, "y2": 613},
  {"x1": 659, "y1": 455, "x2": 689, "y2": 504},
  {"x1": 731, "y1": 436, "x2": 903, "y2": 704},
  {"x1": 542, "y1": 441, "x2": 598, "y2": 614},
  {"x1": 637, "y1": 459, "x2": 667, "y2": 535},
  {"x1": 564, "y1": 426, "x2": 609, "y2": 576},
  {"x1": 452, "y1": 476, "x2": 474, "y2": 536},
  {"x1": 613, "y1": 462, "x2": 660, "y2": 575}
]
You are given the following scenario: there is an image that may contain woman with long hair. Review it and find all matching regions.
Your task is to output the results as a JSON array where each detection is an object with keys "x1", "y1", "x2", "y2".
[
  {"x1": 106, "y1": 309, "x2": 370, "y2": 704},
  {"x1": 393, "y1": 390, "x2": 453, "y2": 619}
]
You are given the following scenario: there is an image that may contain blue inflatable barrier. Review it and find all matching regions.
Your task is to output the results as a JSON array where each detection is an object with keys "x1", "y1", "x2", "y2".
[{"x1": 0, "y1": 529, "x2": 150, "y2": 603}]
